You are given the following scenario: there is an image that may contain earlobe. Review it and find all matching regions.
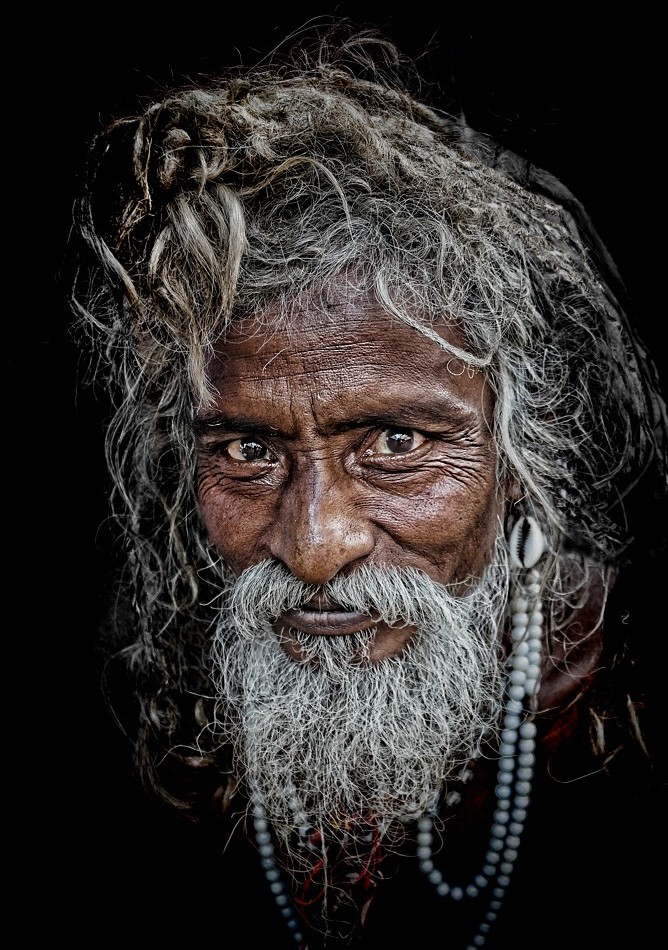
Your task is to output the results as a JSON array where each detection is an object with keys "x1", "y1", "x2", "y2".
[{"x1": 505, "y1": 477, "x2": 524, "y2": 503}]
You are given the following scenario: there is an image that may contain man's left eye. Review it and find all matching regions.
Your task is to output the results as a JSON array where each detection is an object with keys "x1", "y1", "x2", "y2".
[{"x1": 372, "y1": 428, "x2": 426, "y2": 455}]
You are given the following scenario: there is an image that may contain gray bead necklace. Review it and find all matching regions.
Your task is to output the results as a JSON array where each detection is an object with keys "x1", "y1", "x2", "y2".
[
  {"x1": 417, "y1": 516, "x2": 546, "y2": 948},
  {"x1": 252, "y1": 516, "x2": 547, "y2": 949}
]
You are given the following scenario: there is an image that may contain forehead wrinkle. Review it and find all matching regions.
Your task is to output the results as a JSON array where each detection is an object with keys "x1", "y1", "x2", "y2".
[
  {"x1": 216, "y1": 336, "x2": 395, "y2": 374},
  {"x1": 205, "y1": 354, "x2": 490, "y2": 436}
]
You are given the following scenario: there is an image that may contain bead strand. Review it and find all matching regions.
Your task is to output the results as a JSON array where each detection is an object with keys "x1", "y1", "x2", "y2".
[
  {"x1": 464, "y1": 568, "x2": 543, "y2": 949},
  {"x1": 251, "y1": 790, "x2": 303, "y2": 947}
]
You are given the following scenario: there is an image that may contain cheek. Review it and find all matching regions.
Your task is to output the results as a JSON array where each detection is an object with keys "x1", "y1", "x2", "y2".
[
  {"x1": 197, "y1": 469, "x2": 275, "y2": 575},
  {"x1": 372, "y1": 471, "x2": 504, "y2": 585}
]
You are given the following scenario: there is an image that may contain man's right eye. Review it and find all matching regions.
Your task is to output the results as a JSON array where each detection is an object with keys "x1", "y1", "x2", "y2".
[{"x1": 225, "y1": 437, "x2": 270, "y2": 461}]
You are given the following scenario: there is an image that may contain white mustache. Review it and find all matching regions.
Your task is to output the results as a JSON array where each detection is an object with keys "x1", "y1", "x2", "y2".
[{"x1": 227, "y1": 558, "x2": 506, "y2": 639}]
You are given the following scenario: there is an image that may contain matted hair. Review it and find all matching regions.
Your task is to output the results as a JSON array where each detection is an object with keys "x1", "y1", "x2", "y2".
[{"x1": 69, "y1": 26, "x2": 667, "y2": 810}]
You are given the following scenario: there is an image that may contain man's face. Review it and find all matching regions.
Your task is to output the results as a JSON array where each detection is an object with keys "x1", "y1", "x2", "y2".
[{"x1": 195, "y1": 284, "x2": 507, "y2": 663}]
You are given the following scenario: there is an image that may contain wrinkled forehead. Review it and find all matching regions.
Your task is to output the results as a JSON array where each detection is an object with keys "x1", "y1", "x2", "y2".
[{"x1": 202, "y1": 281, "x2": 494, "y2": 417}]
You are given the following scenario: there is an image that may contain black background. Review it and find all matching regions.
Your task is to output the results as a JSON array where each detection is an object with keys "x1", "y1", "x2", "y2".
[{"x1": 15, "y1": 6, "x2": 664, "y2": 946}]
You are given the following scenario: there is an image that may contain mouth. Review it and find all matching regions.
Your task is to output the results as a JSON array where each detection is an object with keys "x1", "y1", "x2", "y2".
[
  {"x1": 272, "y1": 592, "x2": 419, "y2": 663},
  {"x1": 277, "y1": 591, "x2": 379, "y2": 637}
]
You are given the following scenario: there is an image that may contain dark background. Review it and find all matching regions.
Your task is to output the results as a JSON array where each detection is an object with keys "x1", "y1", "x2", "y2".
[{"x1": 16, "y1": 6, "x2": 664, "y2": 945}]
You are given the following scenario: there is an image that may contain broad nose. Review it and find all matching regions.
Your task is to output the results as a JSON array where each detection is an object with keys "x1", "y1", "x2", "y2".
[{"x1": 267, "y1": 459, "x2": 374, "y2": 585}]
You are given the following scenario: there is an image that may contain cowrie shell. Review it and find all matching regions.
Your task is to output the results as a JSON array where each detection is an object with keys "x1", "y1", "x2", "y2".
[{"x1": 509, "y1": 516, "x2": 546, "y2": 568}]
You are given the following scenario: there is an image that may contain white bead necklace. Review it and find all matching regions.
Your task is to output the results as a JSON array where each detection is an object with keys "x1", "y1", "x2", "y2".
[
  {"x1": 417, "y1": 568, "x2": 544, "y2": 948},
  {"x1": 252, "y1": 517, "x2": 547, "y2": 949}
]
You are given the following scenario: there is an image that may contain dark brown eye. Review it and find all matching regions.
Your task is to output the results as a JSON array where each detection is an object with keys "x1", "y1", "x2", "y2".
[
  {"x1": 373, "y1": 428, "x2": 425, "y2": 455},
  {"x1": 226, "y1": 438, "x2": 269, "y2": 461}
]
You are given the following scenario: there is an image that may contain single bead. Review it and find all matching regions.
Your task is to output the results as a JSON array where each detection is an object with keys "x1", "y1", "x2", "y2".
[{"x1": 501, "y1": 728, "x2": 519, "y2": 745}]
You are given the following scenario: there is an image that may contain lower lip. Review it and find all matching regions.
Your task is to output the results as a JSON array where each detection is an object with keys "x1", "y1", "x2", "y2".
[{"x1": 277, "y1": 608, "x2": 380, "y2": 637}]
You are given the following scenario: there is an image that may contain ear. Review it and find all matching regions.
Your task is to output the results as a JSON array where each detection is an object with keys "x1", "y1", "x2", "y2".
[
  {"x1": 499, "y1": 477, "x2": 526, "y2": 538},
  {"x1": 505, "y1": 476, "x2": 524, "y2": 503}
]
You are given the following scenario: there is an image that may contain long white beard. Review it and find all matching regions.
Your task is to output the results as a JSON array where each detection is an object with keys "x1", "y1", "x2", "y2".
[{"x1": 207, "y1": 548, "x2": 510, "y2": 853}]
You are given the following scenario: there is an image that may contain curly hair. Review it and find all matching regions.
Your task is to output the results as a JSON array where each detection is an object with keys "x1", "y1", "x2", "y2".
[{"x1": 69, "y1": 27, "x2": 667, "y2": 811}]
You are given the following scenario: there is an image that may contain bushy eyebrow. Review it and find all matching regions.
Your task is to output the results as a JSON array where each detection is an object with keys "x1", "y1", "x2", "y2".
[
  {"x1": 193, "y1": 414, "x2": 282, "y2": 435},
  {"x1": 322, "y1": 403, "x2": 479, "y2": 435}
]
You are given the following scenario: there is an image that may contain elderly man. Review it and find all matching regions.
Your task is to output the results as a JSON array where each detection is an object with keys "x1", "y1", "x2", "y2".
[{"x1": 69, "y1": 29, "x2": 666, "y2": 950}]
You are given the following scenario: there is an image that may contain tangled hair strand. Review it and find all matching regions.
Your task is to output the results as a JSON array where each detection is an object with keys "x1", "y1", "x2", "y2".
[{"x1": 68, "y1": 25, "x2": 667, "y2": 811}]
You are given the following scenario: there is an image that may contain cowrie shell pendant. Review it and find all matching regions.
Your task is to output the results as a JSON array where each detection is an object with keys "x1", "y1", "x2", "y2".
[{"x1": 509, "y1": 516, "x2": 546, "y2": 568}]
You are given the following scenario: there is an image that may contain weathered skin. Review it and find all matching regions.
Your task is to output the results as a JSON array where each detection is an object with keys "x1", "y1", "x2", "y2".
[
  {"x1": 195, "y1": 283, "x2": 507, "y2": 663},
  {"x1": 195, "y1": 281, "x2": 602, "y2": 688}
]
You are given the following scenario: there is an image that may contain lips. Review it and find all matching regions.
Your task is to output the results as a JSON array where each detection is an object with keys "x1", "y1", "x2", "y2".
[{"x1": 278, "y1": 592, "x2": 379, "y2": 637}]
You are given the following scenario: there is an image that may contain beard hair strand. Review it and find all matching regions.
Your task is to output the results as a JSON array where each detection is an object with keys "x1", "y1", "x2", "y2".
[{"x1": 204, "y1": 542, "x2": 510, "y2": 860}]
